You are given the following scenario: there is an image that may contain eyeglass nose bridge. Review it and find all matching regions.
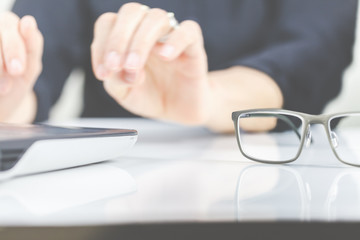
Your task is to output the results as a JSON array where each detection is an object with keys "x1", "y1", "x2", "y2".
[
  {"x1": 304, "y1": 118, "x2": 339, "y2": 150},
  {"x1": 301, "y1": 118, "x2": 329, "y2": 149},
  {"x1": 306, "y1": 115, "x2": 328, "y2": 125}
]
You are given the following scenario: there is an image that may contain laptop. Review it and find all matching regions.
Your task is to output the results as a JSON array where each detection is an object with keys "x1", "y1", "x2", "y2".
[{"x1": 0, "y1": 123, "x2": 137, "y2": 181}]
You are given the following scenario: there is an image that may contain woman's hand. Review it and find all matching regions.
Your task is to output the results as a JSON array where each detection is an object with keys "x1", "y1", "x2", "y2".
[
  {"x1": 91, "y1": 2, "x2": 211, "y2": 125},
  {"x1": 0, "y1": 12, "x2": 43, "y2": 123}
]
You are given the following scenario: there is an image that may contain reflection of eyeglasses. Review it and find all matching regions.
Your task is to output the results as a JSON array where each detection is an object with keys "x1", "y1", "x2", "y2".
[
  {"x1": 236, "y1": 164, "x2": 360, "y2": 221},
  {"x1": 232, "y1": 109, "x2": 360, "y2": 167}
]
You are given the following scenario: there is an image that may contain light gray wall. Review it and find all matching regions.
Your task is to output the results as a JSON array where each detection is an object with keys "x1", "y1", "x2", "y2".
[
  {"x1": 1, "y1": 0, "x2": 360, "y2": 121},
  {"x1": 324, "y1": 3, "x2": 360, "y2": 113},
  {"x1": 0, "y1": 0, "x2": 13, "y2": 11}
]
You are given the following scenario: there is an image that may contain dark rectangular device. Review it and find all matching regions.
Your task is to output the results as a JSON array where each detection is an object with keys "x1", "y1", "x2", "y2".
[{"x1": 0, "y1": 123, "x2": 138, "y2": 180}]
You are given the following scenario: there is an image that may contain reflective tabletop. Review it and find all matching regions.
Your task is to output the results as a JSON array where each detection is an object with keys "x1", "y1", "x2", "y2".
[{"x1": 0, "y1": 119, "x2": 359, "y2": 226}]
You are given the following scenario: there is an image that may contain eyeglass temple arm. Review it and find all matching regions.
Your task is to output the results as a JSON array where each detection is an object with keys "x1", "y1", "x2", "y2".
[{"x1": 247, "y1": 113, "x2": 302, "y2": 140}]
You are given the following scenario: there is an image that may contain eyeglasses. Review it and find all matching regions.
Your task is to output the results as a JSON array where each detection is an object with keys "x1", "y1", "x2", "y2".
[{"x1": 232, "y1": 109, "x2": 360, "y2": 167}]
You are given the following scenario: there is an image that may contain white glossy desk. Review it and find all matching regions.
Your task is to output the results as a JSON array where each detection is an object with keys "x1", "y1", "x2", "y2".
[{"x1": 0, "y1": 118, "x2": 359, "y2": 226}]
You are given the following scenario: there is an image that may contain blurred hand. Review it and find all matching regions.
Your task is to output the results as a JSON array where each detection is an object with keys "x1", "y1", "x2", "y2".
[
  {"x1": 0, "y1": 12, "x2": 43, "y2": 123},
  {"x1": 91, "y1": 2, "x2": 211, "y2": 125}
]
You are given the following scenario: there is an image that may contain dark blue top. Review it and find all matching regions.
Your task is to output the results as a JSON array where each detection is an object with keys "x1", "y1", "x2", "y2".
[{"x1": 13, "y1": 0, "x2": 357, "y2": 122}]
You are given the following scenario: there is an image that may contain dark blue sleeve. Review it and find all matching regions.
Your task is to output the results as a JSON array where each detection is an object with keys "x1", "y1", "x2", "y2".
[
  {"x1": 12, "y1": 0, "x2": 90, "y2": 122},
  {"x1": 233, "y1": 0, "x2": 357, "y2": 114}
]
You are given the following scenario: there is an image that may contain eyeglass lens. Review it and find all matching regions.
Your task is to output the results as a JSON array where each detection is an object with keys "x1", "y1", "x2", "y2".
[
  {"x1": 238, "y1": 113, "x2": 303, "y2": 162},
  {"x1": 329, "y1": 115, "x2": 360, "y2": 166}
]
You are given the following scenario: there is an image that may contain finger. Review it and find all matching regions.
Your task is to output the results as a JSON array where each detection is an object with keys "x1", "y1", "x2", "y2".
[
  {"x1": 103, "y1": 76, "x2": 131, "y2": 102},
  {"x1": 103, "y1": 69, "x2": 145, "y2": 103},
  {"x1": 91, "y1": 12, "x2": 116, "y2": 80},
  {"x1": 157, "y1": 20, "x2": 204, "y2": 60},
  {"x1": 19, "y1": 15, "x2": 44, "y2": 86},
  {"x1": 122, "y1": 8, "x2": 172, "y2": 81},
  {"x1": 0, "y1": 39, "x2": 12, "y2": 94},
  {"x1": 0, "y1": 36, "x2": 8, "y2": 94},
  {"x1": 103, "y1": 3, "x2": 149, "y2": 72},
  {"x1": 0, "y1": 12, "x2": 26, "y2": 77},
  {"x1": 0, "y1": 34, "x2": 3, "y2": 76}
]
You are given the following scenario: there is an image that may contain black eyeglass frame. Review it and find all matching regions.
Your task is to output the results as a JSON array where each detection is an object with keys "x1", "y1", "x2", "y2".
[{"x1": 232, "y1": 108, "x2": 360, "y2": 167}]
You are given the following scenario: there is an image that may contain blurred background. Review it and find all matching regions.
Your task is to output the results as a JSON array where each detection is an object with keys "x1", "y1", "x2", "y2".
[{"x1": 1, "y1": 0, "x2": 360, "y2": 122}]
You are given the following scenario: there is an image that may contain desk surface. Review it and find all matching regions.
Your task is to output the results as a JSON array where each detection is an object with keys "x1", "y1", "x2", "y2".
[{"x1": 0, "y1": 118, "x2": 359, "y2": 226}]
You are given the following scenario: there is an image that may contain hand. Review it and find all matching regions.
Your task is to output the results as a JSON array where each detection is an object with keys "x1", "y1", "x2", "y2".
[
  {"x1": 91, "y1": 2, "x2": 211, "y2": 125},
  {"x1": 0, "y1": 12, "x2": 43, "y2": 123}
]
